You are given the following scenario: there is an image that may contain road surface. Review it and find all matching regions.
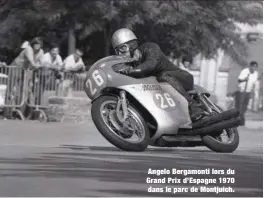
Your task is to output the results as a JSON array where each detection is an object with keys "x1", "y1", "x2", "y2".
[{"x1": 0, "y1": 120, "x2": 262, "y2": 197}]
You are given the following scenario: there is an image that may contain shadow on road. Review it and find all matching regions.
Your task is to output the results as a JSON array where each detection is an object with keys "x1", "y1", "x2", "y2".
[
  {"x1": 60, "y1": 144, "x2": 212, "y2": 153},
  {"x1": 59, "y1": 144, "x2": 263, "y2": 157},
  {"x1": 0, "y1": 146, "x2": 262, "y2": 197}
]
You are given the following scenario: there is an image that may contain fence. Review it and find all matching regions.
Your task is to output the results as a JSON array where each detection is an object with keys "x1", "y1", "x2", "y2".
[
  {"x1": 0, "y1": 66, "x2": 28, "y2": 120},
  {"x1": 0, "y1": 66, "x2": 87, "y2": 121}
]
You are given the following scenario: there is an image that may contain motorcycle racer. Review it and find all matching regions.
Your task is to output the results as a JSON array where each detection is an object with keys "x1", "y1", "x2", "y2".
[{"x1": 111, "y1": 28, "x2": 204, "y2": 121}]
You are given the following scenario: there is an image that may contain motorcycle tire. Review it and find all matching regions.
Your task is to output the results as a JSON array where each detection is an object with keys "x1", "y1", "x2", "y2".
[
  {"x1": 91, "y1": 95, "x2": 150, "y2": 152},
  {"x1": 202, "y1": 105, "x2": 239, "y2": 153}
]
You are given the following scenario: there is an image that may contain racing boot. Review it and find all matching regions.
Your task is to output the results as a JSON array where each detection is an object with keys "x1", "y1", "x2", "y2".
[{"x1": 189, "y1": 101, "x2": 204, "y2": 122}]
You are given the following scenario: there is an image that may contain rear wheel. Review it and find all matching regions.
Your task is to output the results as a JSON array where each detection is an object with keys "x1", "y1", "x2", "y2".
[
  {"x1": 202, "y1": 105, "x2": 239, "y2": 153},
  {"x1": 91, "y1": 95, "x2": 150, "y2": 152}
]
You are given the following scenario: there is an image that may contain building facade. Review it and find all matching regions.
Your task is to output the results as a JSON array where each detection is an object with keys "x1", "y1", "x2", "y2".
[{"x1": 188, "y1": 24, "x2": 263, "y2": 111}]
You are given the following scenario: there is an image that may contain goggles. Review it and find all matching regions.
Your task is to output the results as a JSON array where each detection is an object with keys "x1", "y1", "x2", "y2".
[{"x1": 116, "y1": 44, "x2": 130, "y2": 55}]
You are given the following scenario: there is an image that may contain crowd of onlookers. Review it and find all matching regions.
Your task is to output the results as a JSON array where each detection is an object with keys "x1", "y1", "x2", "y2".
[
  {"x1": 0, "y1": 37, "x2": 87, "y2": 97},
  {"x1": 0, "y1": 37, "x2": 88, "y2": 119},
  {"x1": 0, "y1": 37, "x2": 86, "y2": 73}
]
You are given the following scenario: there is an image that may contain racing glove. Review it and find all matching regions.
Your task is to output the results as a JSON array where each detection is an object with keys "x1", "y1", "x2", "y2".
[{"x1": 119, "y1": 66, "x2": 143, "y2": 77}]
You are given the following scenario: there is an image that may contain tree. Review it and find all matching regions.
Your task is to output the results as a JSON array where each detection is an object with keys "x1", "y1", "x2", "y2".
[
  {"x1": 136, "y1": 0, "x2": 263, "y2": 65},
  {"x1": 0, "y1": 0, "x2": 262, "y2": 66},
  {"x1": 0, "y1": 0, "x2": 68, "y2": 61}
]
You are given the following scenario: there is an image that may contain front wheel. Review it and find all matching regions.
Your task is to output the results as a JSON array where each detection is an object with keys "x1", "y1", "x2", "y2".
[
  {"x1": 202, "y1": 104, "x2": 239, "y2": 153},
  {"x1": 91, "y1": 95, "x2": 150, "y2": 152}
]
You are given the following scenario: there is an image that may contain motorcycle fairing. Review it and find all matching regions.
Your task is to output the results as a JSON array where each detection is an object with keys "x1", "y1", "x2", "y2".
[{"x1": 119, "y1": 82, "x2": 192, "y2": 141}]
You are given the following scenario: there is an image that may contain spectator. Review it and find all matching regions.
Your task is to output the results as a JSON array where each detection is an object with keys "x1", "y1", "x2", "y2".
[
  {"x1": 39, "y1": 45, "x2": 63, "y2": 69},
  {"x1": 60, "y1": 49, "x2": 86, "y2": 97},
  {"x1": 34, "y1": 45, "x2": 63, "y2": 104},
  {"x1": 63, "y1": 49, "x2": 85, "y2": 72},
  {"x1": 4, "y1": 37, "x2": 44, "y2": 119},
  {"x1": 178, "y1": 56, "x2": 192, "y2": 72},
  {"x1": 11, "y1": 37, "x2": 44, "y2": 68},
  {"x1": 235, "y1": 61, "x2": 259, "y2": 126}
]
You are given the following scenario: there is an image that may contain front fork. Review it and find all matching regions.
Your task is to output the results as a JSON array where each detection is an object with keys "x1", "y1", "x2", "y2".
[
  {"x1": 116, "y1": 90, "x2": 129, "y2": 122},
  {"x1": 197, "y1": 93, "x2": 222, "y2": 114}
]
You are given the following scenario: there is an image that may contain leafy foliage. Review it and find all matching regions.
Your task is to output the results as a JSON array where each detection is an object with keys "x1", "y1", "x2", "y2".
[{"x1": 0, "y1": 0, "x2": 262, "y2": 66}]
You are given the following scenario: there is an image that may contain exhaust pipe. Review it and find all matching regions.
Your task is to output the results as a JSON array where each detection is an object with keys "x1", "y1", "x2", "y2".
[
  {"x1": 192, "y1": 108, "x2": 240, "y2": 129},
  {"x1": 178, "y1": 117, "x2": 241, "y2": 136}
]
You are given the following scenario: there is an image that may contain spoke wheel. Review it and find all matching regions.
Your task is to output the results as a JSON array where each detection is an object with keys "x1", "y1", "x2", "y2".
[
  {"x1": 201, "y1": 104, "x2": 239, "y2": 153},
  {"x1": 209, "y1": 109, "x2": 236, "y2": 144},
  {"x1": 100, "y1": 100, "x2": 146, "y2": 143},
  {"x1": 91, "y1": 95, "x2": 150, "y2": 152}
]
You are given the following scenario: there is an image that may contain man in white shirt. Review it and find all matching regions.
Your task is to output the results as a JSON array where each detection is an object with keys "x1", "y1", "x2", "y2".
[
  {"x1": 178, "y1": 56, "x2": 192, "y2": 72},
  {"x1": 40, "y1": 46, "x2": 63, "y2": 69},
  {"x1": 36, "y1": 45, "x2": 63, "y2": 103},
  {"x1": 58, "y1": 49, "x2": 86, "y2": 97},
  {"x1": 63, "y1": 49, "x2": 85, "y2": 72},
  {"x1": 235, "y1": 61, "x2": 259, "y2": 125}
]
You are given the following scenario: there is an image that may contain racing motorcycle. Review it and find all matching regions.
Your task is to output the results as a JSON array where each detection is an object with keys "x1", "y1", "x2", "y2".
[{"x1": 84, "y1": 55, "x2": 240, "y2": 153}]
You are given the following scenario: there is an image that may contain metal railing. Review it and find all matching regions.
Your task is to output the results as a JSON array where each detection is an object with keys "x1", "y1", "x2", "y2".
[
  {"x1": 0, "y1": 66, "x2": 28, "y2": 120},
  {"x1": 0, "y1": 65, "x2": 87, "y2": 121},
  {"x1": 27, "y1": 67, "x2": 60, "y2": 121}
]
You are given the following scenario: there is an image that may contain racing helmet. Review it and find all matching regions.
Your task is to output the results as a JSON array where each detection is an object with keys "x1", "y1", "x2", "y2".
[{"x1": 111, "y1": 28, "x2": 138, "y2": 55}]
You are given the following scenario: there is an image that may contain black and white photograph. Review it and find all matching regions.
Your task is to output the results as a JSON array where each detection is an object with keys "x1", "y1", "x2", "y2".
[{"x1": 0, "y1": 0, "x2": 262, "y2": 197}]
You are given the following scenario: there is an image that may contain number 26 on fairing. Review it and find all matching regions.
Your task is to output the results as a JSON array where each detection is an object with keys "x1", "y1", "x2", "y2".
[
  {"x1": 155, "y1": 93, "x2": 176, "y2": 109},
  {"x1": 86, "y1": 70, "x2": 105, "y2": 96}
]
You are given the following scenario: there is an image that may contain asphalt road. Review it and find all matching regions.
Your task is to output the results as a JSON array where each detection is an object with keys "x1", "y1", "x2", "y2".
[{"x1": 0, "y1": 120, "x2": 262, "y2": 197}]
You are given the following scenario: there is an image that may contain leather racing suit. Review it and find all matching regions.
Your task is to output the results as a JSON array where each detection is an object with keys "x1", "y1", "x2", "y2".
[{"x1": 123, "y1": 42, "x2": 203, "y2": 121}]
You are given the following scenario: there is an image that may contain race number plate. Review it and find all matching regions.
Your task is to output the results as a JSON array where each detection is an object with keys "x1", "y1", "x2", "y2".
[
  {"x1": 153, "y1": 92, "x2": 178, "y2": 112},
  {"x1": 85, "y1": 69, "x2": 107, "y2": 99}
]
